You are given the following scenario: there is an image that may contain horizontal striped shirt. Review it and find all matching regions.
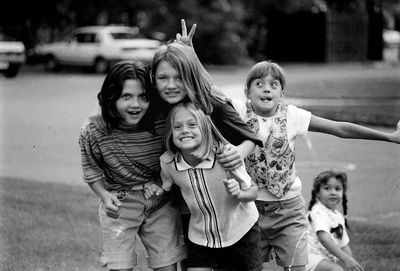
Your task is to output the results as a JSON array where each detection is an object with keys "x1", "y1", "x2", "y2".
[{"x1": 79, "y1": 113, "x2": 166, "y2": 191}]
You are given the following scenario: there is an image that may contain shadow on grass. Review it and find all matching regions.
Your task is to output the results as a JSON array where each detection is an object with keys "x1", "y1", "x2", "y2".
[{"x1": 0, "y1": 177, "x2": 399, "y2": 271}]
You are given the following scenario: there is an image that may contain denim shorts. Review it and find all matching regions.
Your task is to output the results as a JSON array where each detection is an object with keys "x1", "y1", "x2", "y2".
[
  {"x1": 256, "y1": 195, "x2": 308, "y2": 267},
  {"x1": 98, "y1": 189, "x2": 186, "y2": 270},
  {"x1": 185, "y1": 222, "x2": 263, "y2": 271}
]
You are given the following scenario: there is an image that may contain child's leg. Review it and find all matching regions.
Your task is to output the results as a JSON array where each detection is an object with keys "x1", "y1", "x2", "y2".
[
  {"x1": 98, "y1": 191, "x2": 143, "y2": 271},
  {"x1": 139, "y1": 193, "x2": 186, "y2": 270},
  {"x1": 256, "y1": 196, "x2": 308, "y2": 269}
]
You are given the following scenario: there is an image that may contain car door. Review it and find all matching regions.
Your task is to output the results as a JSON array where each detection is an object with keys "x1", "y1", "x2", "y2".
[{"x1": 70, "y1": 32, "x2": 99, "y2": 66}]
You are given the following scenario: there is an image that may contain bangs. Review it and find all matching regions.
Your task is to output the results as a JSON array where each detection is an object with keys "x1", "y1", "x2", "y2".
[{"x1": 246, "y1": 61, "x2": 286, "y2": 90}]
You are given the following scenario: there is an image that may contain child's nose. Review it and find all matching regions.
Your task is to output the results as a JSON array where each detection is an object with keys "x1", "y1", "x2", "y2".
[{"x1": 167, "y1": 78, "x2": 177, "y2": 88}]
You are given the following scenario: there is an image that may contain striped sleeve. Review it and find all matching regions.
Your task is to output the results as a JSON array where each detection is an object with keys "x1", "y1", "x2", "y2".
[{"x1": 79, "y1": 121, "x2": 104, "y2": 184}]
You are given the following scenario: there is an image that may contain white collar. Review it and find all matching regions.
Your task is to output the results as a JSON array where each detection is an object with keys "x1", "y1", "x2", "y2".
[{"x1": 175, "y1": 153, "x2": 216, "y2": 171}]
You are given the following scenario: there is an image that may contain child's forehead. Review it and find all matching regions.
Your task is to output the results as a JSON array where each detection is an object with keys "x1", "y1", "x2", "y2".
[{"x1": 325, "y1": 177, "x2": 343, "y2": 186}]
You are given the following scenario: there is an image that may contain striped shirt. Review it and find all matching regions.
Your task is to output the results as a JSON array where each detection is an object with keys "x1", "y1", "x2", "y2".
[
  {"x1": 160, "y1": 152, "x2": 258, "y2": 248},
  {"x1": 79, "y1": 113, "x2": 165, "y2": 191}
]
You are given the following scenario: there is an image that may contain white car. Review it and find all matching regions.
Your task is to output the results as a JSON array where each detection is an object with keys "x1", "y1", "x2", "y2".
[
  {"x1": 33, "y1": 25, "x2": 162, "y2": 73},
  {"x1": 0, "y1": 33, "x2": 26, "y2": 78}
]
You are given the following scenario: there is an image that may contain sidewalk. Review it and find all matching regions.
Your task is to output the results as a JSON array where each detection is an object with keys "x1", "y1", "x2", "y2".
[{"x1": 211, "y1": 61, "x2": 400, "y2": 127}]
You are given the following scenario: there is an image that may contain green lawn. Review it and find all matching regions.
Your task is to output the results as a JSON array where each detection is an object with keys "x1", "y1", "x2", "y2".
[{"x1": 1, "y1": 177, "x2": 399, "y2": 271}]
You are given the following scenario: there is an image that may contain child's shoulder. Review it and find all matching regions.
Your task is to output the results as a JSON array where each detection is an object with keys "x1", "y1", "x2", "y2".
[
  {"x1": 80, "y1": 113, "x2": 107, "y2": 136},
  {"x1": 160, "y1": 151, "x2": 175, "y2": 164}
]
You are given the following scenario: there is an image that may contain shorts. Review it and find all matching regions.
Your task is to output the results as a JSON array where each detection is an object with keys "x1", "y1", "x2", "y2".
[
  {"x1": 185, "y1": 222, "x2": 263, "y2": 271},
  {"x1": 305, "y1": 253, "x2": 325, "y2": 271},
  {"x1": 256, "y1": 195, "x2": 308, "y2": 267},
  {"x1": 98, "y1": 189, "x2": 186, "y2": 270}
]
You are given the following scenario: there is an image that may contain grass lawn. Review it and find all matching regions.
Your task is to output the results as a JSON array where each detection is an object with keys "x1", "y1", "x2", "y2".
[{"x1": 1, "y1": 177, "x2": 399, "y2": 271}]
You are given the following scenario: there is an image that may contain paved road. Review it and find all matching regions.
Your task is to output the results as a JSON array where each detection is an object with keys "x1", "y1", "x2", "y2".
[{"x1": 0, "y1": 65, "x2": 399, "y2": 227}]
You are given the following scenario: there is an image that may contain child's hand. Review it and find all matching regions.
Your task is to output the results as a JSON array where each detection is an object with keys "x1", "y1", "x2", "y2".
[
  {"x1": 144, "y1": 183, "x2": 164, "y2": 200},
  {"x1": 175, "y1": 19, "x2": 196, "y2": 48},
  {"x1": 343, "y1": 257, "x2": 364, "y2": 271},
  {"x1": 102, "y1": 191, "x2": 121, "y2": 219},
  {"x1": 223, "y1": 178, "x2": 241, "y2": 199},
  {"x1": 216, "y1": 144, "x2": 243, "y2": 171}
]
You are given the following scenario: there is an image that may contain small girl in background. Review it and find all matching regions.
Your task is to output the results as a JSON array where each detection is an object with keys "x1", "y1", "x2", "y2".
[
  {"x1": 232, "y1": 60, "x2": 400, "y2": 271},
  {"x1": 306, "y1": 171, "x2": 363, "y2": 271},
  {"x1": 159, "y1": 102, "x2": 262, "y2": 271},
  {"x1": 79, "y1": 61, "x2": 186, "y2": 271}
]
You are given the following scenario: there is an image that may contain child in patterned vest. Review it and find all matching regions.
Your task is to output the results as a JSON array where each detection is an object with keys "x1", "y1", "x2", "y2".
[{"x1": 232, "y1": 60, "x2": 400, "y2": 271}]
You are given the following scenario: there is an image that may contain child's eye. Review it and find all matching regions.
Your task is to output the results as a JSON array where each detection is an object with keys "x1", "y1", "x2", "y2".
[
  {"x1": 255, "y1": 81, "x2": 264, "y2": 88},
  {"x1": 173, "y1": 124, "x2": 182, "y2": 130},
  {"x1": 176, "y1": 76, "x2": 183, "y2": 82},
  {"x1": 121, "y1": 94, "x2": 130, "y2": 99},
  {"x1": 271, "y1": 81, "x2": 281, "y2": 89},
  {"x1": 157, "y1": 75, "x2": 167, "y2": 80},
  {"x1": 188, "y1": 122, "x2": 198, "y2": 128}
]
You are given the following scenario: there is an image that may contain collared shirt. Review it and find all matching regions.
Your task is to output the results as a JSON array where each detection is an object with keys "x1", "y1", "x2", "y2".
[{"x1": 160, "y1": 151, "x2": 258, "y2": 248}]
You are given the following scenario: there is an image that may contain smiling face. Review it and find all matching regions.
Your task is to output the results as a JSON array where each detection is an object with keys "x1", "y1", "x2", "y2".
[
  {"x1": 317, "y1": 177, "x2": 344, "y2": 211},
  {"x1": 115, "y1": 79, "x2": 149, "y2": 128},
  {"x1": 246, "y1": 74, "x2": 283, "y2": 117},
  {"x1": 171, "y1": 107, "x2": 202, "y2": 155},
  {"x1": 154, "y1": 60, "x2": 187, "y2": 105}
]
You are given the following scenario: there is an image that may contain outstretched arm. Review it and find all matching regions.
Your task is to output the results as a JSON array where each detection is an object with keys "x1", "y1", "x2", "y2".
[
  {"x1": 317, "y1": 231, "x2": 364, "y2": 271},
  {"x1": 309, "y1": 115, "x2": 400, "y2": 143}
]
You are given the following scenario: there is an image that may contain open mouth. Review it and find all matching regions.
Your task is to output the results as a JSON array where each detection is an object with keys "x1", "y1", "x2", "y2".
[
  {"x1": 180, "y1": 136, "x2": 193, "y2": 142},
  {"x1": 260, "y1": 97, "x2": 272, "y2": 102}
]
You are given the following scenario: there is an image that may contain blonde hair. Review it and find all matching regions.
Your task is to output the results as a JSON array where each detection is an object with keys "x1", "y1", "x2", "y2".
[
  {"x1": 151, "y1": 43, "x2": 217, "y2": 114},
  {"x1": 165, "y1": 102, "x2": 227, "y2": 160}
]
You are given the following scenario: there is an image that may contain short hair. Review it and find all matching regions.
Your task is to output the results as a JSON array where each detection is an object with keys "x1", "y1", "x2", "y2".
[
  {"x1": 151, "y1": 43, "x2": 217, "y2": 115},
  {"x1": 244, "y1": 60, "x2": 286, "y2": 97},
  {"x1": 165, "y1": 102, "x2": 226, "y2": 160},
  {"x1": 97, "y1": 60, "x2": 155, "y2": 130}
]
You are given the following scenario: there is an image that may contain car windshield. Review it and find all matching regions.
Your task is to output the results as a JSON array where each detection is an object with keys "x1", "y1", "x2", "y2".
[{"x1": 110, "y1": 32, "x2": 144, "y2": 40}]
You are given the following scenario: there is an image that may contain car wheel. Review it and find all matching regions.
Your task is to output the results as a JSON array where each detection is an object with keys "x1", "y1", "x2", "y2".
[
  {"x1": 4, "y1": 64, "x2": 20, "y2": 78},
  {"x1": 93, "y1": 57, "x2": 109, "y2": 73},
  {"x1": 45, "y1": 55, "x2": 60, "y2": 71}
]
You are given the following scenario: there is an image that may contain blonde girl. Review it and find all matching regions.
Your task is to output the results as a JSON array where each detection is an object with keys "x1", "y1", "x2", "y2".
[{"x1": 159, "y1": 102, "x2": 262, "y2": 271}]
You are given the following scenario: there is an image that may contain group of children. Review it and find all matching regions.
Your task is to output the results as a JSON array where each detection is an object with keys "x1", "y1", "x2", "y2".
[{"x1": 79, "y1": 19, "x2": 400, "y2": 271}]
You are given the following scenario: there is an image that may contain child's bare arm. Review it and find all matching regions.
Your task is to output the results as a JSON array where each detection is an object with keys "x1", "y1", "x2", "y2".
[
  {"x1": 317, "y1": 231, "x2": 364, "y2": 271},
  {"x1": 223, "y1": 179, "x2": 258, "y2": 202},
  {"x1": 309, "y1": 116, "x2": 400, "y2": 143}
]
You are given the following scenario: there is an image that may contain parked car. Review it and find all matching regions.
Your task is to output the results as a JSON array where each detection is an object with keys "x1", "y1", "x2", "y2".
[
  {"x1": 32, "y1": 25, "x2": 162, "y2": 73},
  {"x1": 0, "y1": 32, "x2": 26, "y2": 78}
]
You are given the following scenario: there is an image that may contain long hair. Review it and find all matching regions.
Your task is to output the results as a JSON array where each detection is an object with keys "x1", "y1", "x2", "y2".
[
  {"x1": 164, "y1": 102, "x2": 227, "y2": 160},
  {"x1": 97, "y1": 60, "x2": 155, "y2": 131},
  {"x1": 151, "y1": 43, "x2": 218, "y2": 115},
  {"x1": 308, "y1": 170, "x2": 349, "y2": 229},
  {"x1": 244, "y1": 60, "x2": 286, "y2": 97}
]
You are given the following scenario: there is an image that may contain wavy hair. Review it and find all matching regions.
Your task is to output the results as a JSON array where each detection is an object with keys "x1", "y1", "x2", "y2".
[
  {"x1": 97, "y1": 60, "x2": 156, "y2": 131},
  {"x1": 151, "y1": 43, "x2": 219, "y2": 115}
]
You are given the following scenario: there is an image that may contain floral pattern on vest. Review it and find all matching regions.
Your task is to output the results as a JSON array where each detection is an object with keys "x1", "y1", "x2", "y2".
[{"x1": 244, "y1": 103, "x2": 296, "y2": 198}]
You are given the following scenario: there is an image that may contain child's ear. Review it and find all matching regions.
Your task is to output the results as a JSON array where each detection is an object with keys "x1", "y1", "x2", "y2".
[{"x1": 245, "y1": 87, "x2": 250, "y2": 98}]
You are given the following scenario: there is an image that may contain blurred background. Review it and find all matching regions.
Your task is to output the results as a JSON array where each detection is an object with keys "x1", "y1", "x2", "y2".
[{"x1": 1, "y1": 0, "x2": 400, "y2": 65}]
